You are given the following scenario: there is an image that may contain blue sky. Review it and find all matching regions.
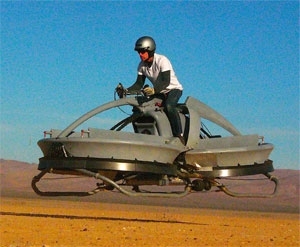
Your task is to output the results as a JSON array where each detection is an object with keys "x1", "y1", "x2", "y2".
[{"x1": 1, "y1": 1, "x2": 299, "y2": 169}]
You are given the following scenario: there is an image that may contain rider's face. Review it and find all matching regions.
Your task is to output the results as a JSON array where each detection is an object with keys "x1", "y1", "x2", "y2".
[{"x1": 138, "y1": 50, "x2": 149, "y2": 61}]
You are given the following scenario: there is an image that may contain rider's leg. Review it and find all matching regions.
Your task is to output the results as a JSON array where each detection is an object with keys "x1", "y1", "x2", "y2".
[{"x1": 164, "y1": 89, "x2": 184, "y2": 142}]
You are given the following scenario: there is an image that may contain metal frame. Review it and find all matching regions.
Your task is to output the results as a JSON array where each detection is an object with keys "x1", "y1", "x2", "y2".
[
  {"x1": 33, "y1": 95, "x2": 279, "y2": 198},
  {"x1": 32, "y1": 158, "x2": 278, "y2": 198}
]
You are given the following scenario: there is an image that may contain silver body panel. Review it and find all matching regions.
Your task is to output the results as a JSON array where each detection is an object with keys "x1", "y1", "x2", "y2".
[{"x1": 38, "y1": 96, "x2": 273, "y2": 167}]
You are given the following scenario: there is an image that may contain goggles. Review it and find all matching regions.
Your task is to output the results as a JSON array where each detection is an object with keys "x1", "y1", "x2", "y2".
[{"x1": 137, "y1": 49, "x2": 148, "y2": 54}]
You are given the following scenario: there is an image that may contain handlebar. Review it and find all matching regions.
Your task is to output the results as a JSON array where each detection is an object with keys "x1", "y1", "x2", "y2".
[
  {"x1": 115, "y1": 83, "x2": 146, "y2": 98},
  {"x1": 114, "y1": 83, "x2": 166, "y2": 101}
]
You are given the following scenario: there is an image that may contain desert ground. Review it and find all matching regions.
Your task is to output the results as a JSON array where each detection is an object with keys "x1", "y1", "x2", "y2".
[{"x1": 0, "y1": 160, "x2": 299, "y2": 247}]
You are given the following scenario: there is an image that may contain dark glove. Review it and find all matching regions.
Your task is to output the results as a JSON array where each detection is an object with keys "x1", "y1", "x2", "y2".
[{"x1": 115, "y1": 83, "x2": 126, "y2": 98}]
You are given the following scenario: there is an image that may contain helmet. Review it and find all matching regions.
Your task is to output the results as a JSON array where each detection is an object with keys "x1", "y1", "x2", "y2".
[{"x1": 134, "y1": 36, "x2": 156, "y2": 52}]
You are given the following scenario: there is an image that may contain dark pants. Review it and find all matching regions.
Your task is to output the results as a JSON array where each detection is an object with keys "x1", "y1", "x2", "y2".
[{"x1": 163, "y1": 89, "x2": 183, "y2": 137}]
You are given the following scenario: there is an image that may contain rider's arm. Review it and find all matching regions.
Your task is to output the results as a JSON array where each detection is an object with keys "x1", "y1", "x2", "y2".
[
  {"x1": 155, "y1": 70, "x2": 170, "y2": 93},
  {"x1": 127, "y1": 74, "x2": 146, "y2": 94}
]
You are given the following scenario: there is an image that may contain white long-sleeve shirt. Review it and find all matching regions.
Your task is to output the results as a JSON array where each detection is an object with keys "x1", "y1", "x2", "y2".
[{"x1": 137, "y1": 53, "x2": 183, "y2": 93}]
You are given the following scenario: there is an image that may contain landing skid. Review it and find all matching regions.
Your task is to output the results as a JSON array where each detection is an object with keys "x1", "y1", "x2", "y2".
[
  {"x1": 31, "y1": 168, "x2": 104, "y2": 196},
  {"x1": 32, "y1": 161, "x2": 279, "y2": 198},
  {"x1": 31, "y1": 168, "x2": 191, "y2": 198},
  {"x1": 213, "y1": 173, "x2": 279, "y2": 198}
]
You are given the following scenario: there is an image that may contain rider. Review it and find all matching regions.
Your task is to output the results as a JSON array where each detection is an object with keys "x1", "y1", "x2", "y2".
[{"x1": 124, "y1": 36, "x2": 185, "y2": 144}]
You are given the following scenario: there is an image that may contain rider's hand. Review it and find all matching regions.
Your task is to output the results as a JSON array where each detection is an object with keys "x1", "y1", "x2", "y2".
[{"x1": 143, "y1": 86, "x2": 155, "y2": 96}]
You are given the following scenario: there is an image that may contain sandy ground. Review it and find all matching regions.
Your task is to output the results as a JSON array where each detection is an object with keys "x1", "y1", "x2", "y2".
[
  {"x1": 1, "y1": 161, "x2": 299, "y2": 246},
  {"x1": 1, "y1": 197, "x2": 299, "y2": 247}
]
